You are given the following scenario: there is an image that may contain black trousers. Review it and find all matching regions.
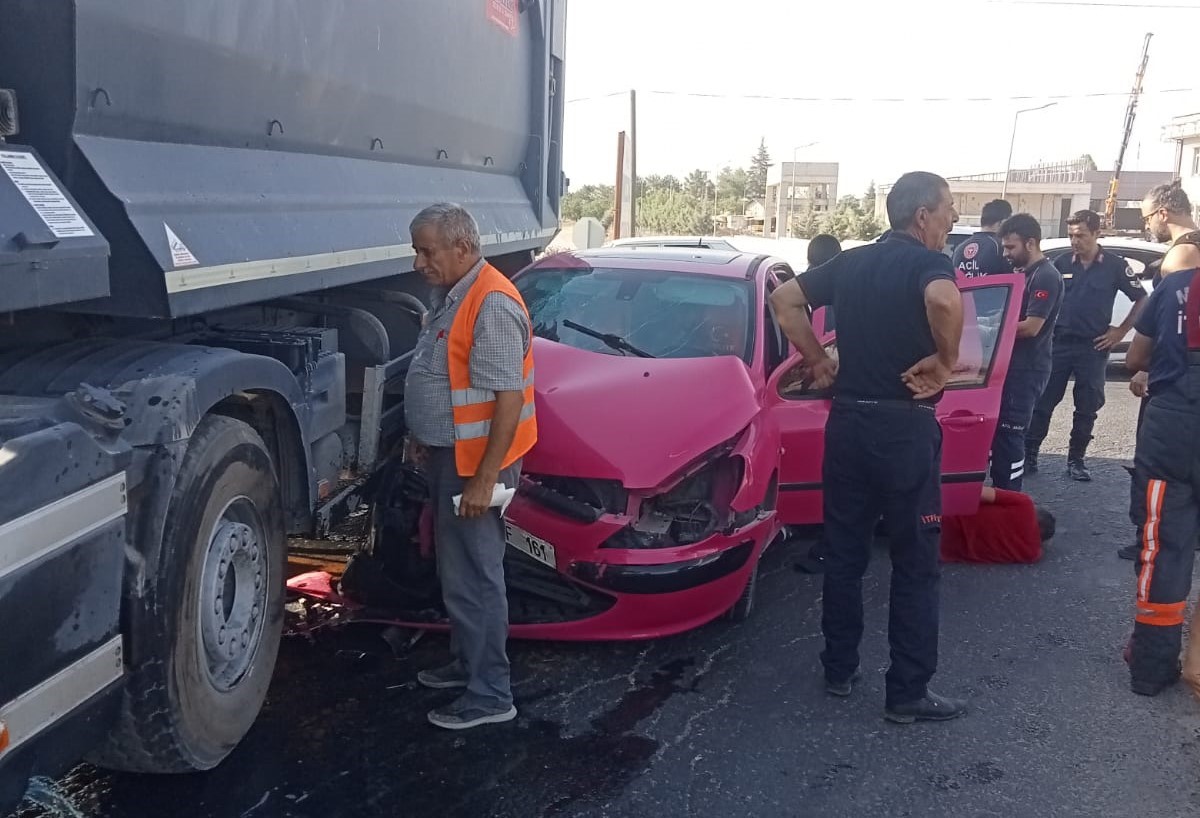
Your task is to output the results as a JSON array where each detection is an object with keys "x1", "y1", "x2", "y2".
[
  {"x1": 1027, "y1": 333, "x2": 1108, "y2": 457},
  {"x1": 1129, "y1": 392, "x2": 1200, "y2": 687},
  {"x1": 990, "y1": 368, "x2": 1050, "y2": 491},
  {"x1": 820, "y1": 400, "x2": 943, "y2": 706}
]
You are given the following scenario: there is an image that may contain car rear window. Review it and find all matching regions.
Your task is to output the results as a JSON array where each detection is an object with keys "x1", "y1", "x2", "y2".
[{"x1": 516, "y1": 267, "x2": 755, "y2": 362}]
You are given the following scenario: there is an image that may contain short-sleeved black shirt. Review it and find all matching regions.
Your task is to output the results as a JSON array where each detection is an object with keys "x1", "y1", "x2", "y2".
[
  {"x1": 1052, "y1": 248, "x2": 1146, "y2": 339},
  {"x1": 798, "y1": 232, "x2": 955, "y2": 402},
  {"x1": 1134, "y1": 270, "x2": 1192, "y2": 395},
  {"x1": 951, "y1": 231, "x2": 1008, "y2": 279},
  {"x1": 1010, "y1": 257, "x2": 1063, "y2": 372}
]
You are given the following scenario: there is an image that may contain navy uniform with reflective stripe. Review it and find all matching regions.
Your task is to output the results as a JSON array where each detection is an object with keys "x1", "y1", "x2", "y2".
[
  {"x1": 1027, "y1": 249, "x2": 1146, "y2": 461},
  {"x1": 1127, "y1": 263, "x2": 1200, "y2": 694},
  {"x1": 797, "y1": 232, "x2": 953, "y2": 707},
  {"x1": 989, "y1": 258, "x2": 1062, "y2": 490},
  {"x1": 950, "y1": 232, "x2": 1008, "y2": 279}
]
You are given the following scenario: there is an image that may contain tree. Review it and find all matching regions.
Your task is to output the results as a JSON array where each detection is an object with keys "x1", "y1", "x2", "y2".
[
  {"x1": 636, "y1": 188, "x2": 711, "y2": 236},
  {"x1": 637, "y1": 174, "x2": 683, "y2": 197},
  {"x1": 814, "y1": 192, "x2": 883, "y2": 242},
  {"x1": 561, "y1": 184, "x2": 615, "y2": 227},
  {"x1": 714, "y1": 166, "x2": 751, "y2": 215},
  {"x1": 793, "y1": 207, "x2": 822, "y2": 240},
  {"x1": 747, "y1": 138, "x2": 771, "y2": 200},
  {"x1": 861, "y1": 181, "x2": 877, "y2": 216},
  {"x1": 684, "y1": 169, "x2": 714, "y2": 200}
]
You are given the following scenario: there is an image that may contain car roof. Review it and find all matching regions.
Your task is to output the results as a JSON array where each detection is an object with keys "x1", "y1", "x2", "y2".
[
  {"x1": 608, "y1": 235, "x2": 732, "y2": 248},
  {"x1": 531, "y1": 246, "x2": 784, "y2": 280},
  {"x1": 605, "y1": 234, "x2": 811, "y2": 268}
]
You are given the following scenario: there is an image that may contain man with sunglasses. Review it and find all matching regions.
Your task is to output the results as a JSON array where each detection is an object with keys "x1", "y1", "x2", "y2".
[
  {"x1": 1122, "y1": 180, "x2": 1200, "y2": 698},
  {"x1": 1119, "y1": 184, "x2": 1200, "y2": 563}
]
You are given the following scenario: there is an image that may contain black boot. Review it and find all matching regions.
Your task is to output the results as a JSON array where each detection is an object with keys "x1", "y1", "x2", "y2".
[
  {"x1": 884, "y1": 690, "x2": 968, "y2": 724},
  {"x1": 1025, "y1": 449, "x2": 1039, "y2": 475},
  {"x1": 1067, "y1": 439, "x2": 1092, "y2": 482}
]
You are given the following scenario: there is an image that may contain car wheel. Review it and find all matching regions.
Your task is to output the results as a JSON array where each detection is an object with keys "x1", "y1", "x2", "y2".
[
  {"x1": 91, "y1": 415, "x2": 286, "y2": 772},
  {"x1": 726, "y1": 557, "x2": 759, "y2": 622}
]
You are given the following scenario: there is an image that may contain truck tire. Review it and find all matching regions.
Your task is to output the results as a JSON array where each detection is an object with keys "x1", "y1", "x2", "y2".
[{"x1": 91, "y1": 415, "x2": 286, "y2": 773}]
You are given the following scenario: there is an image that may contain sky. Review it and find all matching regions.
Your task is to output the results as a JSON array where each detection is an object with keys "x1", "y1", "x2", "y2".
[{"x1": 561, "y1": 0, "x2": 1200, "y2": 199}]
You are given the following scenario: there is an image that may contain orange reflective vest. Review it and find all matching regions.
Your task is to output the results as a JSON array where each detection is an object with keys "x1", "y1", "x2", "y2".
[{"x1": 447, "y1": 262, "x2": 537, "y2": 477}]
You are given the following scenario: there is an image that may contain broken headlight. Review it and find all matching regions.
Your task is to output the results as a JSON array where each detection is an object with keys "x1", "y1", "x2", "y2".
[{"x1": 602, "y1": 452, "x2": 745, "y2": 549}]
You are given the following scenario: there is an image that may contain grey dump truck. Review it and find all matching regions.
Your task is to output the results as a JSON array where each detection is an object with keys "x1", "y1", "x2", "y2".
[{"x1": 0, "y1": 0, "x2": 566, "y2": 807}]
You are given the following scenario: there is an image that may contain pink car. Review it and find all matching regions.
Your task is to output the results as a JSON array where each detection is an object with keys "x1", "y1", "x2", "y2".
[{"x1": 291, "y1": 248, "x2": 1023, "y2": 641}]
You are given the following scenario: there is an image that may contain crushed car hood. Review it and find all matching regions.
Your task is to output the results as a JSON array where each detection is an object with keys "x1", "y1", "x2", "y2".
[{"x1": 525, "y1": 339, "x2": 761, "y2": 489}]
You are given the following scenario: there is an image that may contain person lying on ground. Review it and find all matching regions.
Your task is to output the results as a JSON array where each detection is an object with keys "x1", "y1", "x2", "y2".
[{"x1": 940, "y1": 486, "x2": 1055, "y2": 564}]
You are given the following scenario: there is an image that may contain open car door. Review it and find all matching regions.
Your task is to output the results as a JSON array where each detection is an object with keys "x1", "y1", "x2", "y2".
[{"x1": 766, "y1": 273, "x2": 1023, "y2": 525}]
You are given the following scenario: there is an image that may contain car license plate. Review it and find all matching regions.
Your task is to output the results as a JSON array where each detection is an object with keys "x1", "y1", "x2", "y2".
[{"x1": 504, "y1": 521, "x2": 557, "y2": 569}]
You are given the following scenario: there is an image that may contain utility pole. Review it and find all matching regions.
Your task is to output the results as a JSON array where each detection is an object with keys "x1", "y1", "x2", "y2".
[
  {"x1": 628, "y1": 89, "x2": 637, "y2": 237},
  {"x1": 612, "y1": 131, "x2": 625, "y2": 239},
  {"x1": 1105, "y1": 33, "x2": 1153, "y2": 232}
]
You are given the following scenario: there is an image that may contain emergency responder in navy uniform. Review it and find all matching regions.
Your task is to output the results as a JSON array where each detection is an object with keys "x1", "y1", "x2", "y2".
[
  {"x1": 1123, "y1": 259, "x2": 1200, "y2": 696},
  {"x1": 991, "y1": 214, "x2": 1063, "y2": 491},
  {"x1": 771, "y1": 171, "x2": 967, "y2": 724},
  {"x1": 1120, "y1": 182, "x2": 1200, "y2": 574},
  {"x1": 950, "y1": 199, "x2": 1012, "y2": 280},
  {"x1": 1025, "y1": 210, "x2": 1147, "y2": 482}
]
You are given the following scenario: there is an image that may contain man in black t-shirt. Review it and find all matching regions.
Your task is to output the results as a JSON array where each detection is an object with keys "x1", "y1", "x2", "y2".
[
  {"x1": 950, "y1": 199, "x2": 1012, "y2": 280},
  {"x1": 992, "y1": 214, "x2": 1063, "y2": 492},
  {"x1": 770, "y1": 171, "x2": 967, "y2": 725}
]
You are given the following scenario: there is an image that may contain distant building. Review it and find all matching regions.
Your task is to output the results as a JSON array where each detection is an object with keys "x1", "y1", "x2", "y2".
[
  {"x1": 765, "y1": 162, "x2": 839, "y2": 238},
  {"x1": 874, "y1": 158, "x2": 1169, "y2": 238},
  {"x1": 715, "y1": 199, "x2": 767, "y2": 235},
  {"x1": 1162, "y1": 112, "x2": 1200, "y2": 222}
]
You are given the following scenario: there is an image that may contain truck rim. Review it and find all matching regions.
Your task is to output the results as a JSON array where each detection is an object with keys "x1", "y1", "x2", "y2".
[{"x1": 198, "y1": 496, "x2": 268, "y2": 692}]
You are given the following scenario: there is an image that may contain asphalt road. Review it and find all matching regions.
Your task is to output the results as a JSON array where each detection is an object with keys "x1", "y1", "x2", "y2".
[{"x1": 14, "y1": 380, "x2": 1200, "y2": 818}]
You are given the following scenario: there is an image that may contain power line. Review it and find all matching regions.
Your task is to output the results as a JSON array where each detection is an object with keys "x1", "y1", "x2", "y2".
[
  {"x1": 566, "y1": 88, "x2": 1199, "y2": 105},
  {"x1": 986, "y1": 0, "x2": 1200, "y2": 7}
]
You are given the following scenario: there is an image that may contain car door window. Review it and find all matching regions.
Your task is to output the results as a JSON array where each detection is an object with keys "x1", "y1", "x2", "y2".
[
  {"x1": 775, "y1": 284, "x2": 1011, "y2": 398},
  {"x1": 947, "y1": 285, "x2": 1010, "y2": 388}
]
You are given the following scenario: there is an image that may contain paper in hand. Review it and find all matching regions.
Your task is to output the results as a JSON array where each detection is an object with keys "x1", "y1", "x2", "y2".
[{"x1": 452, "y1": 483, "x2": 516, "y2": 516}]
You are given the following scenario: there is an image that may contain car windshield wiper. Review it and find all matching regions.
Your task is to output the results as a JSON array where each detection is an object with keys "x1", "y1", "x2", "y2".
[{"x1": 562, "y1": 319, "x2": 656, "y2": 358}]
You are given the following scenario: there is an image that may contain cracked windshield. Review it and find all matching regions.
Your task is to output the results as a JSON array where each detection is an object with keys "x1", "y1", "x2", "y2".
[{"x1": 517, "y1": 267, "x2": 753, "y2": 360}]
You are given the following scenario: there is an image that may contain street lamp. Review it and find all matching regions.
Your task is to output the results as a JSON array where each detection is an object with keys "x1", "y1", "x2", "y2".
[
  {"x1": 1002, "y1": 102, "x2": 1057, "y2": 199},
  {"x1": 785, "y1": 142, "x2": 819, "y2": 238}
]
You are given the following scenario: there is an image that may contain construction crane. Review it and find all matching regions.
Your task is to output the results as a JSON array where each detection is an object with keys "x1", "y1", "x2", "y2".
[{"x1": 1104, "y1": 32, "x2": 1153, "y2": 231}]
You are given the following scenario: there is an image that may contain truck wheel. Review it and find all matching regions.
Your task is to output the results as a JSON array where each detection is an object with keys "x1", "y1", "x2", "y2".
[
  {"x1": 92, "y1": 416, "x2": 285, "y2": 773},
  {"x1": 726, "y1": 558, "x2": 759, "y2": 622}
]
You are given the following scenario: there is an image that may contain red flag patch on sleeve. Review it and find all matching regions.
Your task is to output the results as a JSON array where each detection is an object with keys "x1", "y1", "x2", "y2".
[{"x1": 1034, "y1": 289, "x2": 1049, "y2": 300}]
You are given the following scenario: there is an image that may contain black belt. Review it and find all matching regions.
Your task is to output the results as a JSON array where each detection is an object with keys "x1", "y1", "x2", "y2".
[
  {"x1": 1054, "y1": 329, "x2": 1099, "y2": 342},
  {"x1": 833, "y1": 396, "x2": 936, "y2": 412}
]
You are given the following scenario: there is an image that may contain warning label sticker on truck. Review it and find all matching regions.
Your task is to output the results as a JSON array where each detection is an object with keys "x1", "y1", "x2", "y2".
[
  {"x1": 0, "y1": 151, "x2": 94, "y2": 239},
  {"x1": 487, "y1": 0, "x2": 519, "y2": 36},
  {"x1": 164, "y1": 223, "x2": 199, "y2": 268}
]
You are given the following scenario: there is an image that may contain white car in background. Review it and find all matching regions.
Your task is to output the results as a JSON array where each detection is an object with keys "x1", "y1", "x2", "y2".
[
  {"x1": 1040, "y1": 236, "x2": 1165, "y2": 361},
  {"x1": 605, "y1": 234, "x2": 813, "y2": 273},
  {"x1": 842, "y1": 225, "x2": 978, "y2": 257}
]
